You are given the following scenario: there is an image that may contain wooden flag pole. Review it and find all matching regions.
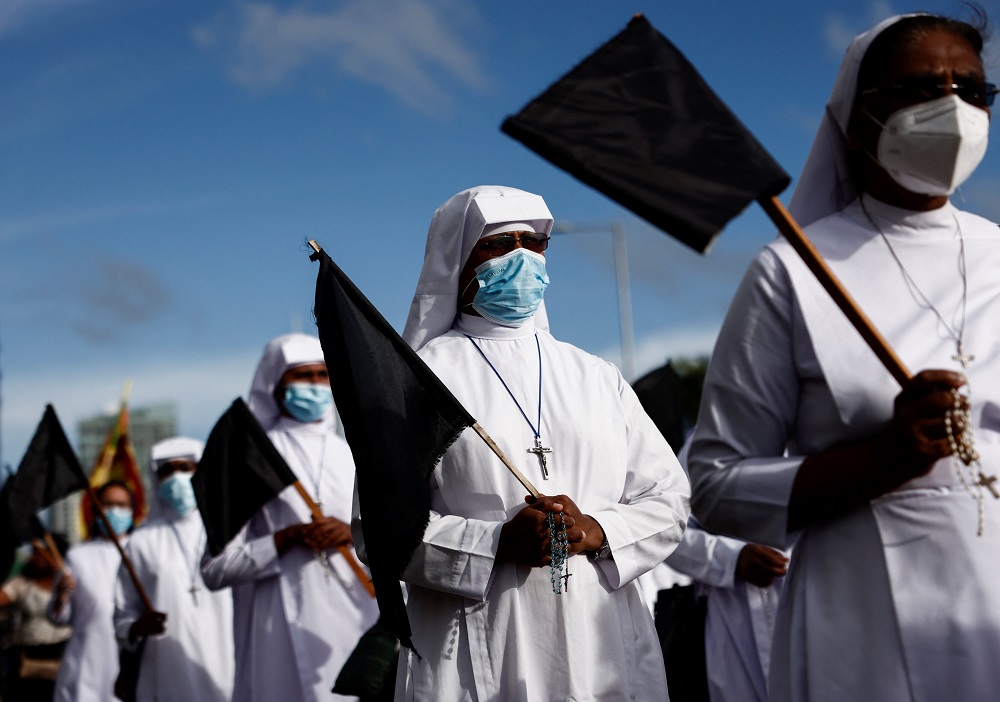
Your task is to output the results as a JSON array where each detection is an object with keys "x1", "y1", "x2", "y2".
[
  {"x1": 88, "y1": 486, "x2": 155, "y2": 613},
  {"x1": 39, "y1": 532, "x2": 66, "y2": 572},
  {"x1": 471, "y1": 424, "x2": 541, "y2": 499},
  {"x1": 306, "y1": 240, "x2": 542, "y2": 501},
  {"x1": 759, "y1": 196, "x2": 912, "y2": 387},
  {"x1": 291, "y1": 480, "x2": 377, "y2": 599}
]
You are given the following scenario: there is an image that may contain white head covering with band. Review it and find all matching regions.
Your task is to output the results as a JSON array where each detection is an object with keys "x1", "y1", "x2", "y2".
[
  {"x1": 149, "y1": 437, "x2": 204, "y2": 475},
  {"x1": 247, "y1": 333, "x2": 332, "y2": 431},
  {"x1": 787, "y1": 13, "x2": 922, "y2": 227},
  {"x1": 402, "y1": 185, "x2": 554, "y2": 352}
]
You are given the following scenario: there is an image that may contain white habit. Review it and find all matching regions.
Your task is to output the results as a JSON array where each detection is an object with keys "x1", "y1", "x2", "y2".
[
  {"x1": 664, "y1": 518, "x2": 783, "y2": 702},
  {"x1": 389, "y1": 186, "x2": 690, "y2": 701},
  {"x1": 49, "y1": 539, "x2": 122, "y2": 702},
  {"x1": 688, "y1": 195, "x2": 1000, "y2": 702},
  {"x1": 201, "y1": 334, "x2": 379, "y2": 702},
  {"x1": 115, "y1": 509, "x2": 235, "y2": 702}
]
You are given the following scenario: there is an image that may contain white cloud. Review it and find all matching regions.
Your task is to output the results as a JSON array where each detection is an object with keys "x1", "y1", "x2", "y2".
[
  {"x1": 0, "y1": 0, "x2": 80, "y2": 39},
  {"x1": 594, "y1": 325, "x2": 718, "y2": 382},
  {"x1": 2, "y1": 352, "x2": 259, "y2": 469},
  {"x1": 193, "y1": 0, "x2": 486, "y2": 114},
  {"x1": 822, "y1": 1, "x2": 896, "y2": 58}
]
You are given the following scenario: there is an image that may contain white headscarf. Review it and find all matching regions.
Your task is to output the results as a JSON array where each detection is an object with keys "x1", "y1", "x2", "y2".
[
  {"x1": 247, "y1": 333, "x2": 333, "y2": 431},
  {"x1": 149, "y1": 437, "x2": 204, "y2": 476},
  {"x1": 402, "y1": 185, "x2": 555, "y2": 351},
  {"x1": 787, "y1": 14, "x2": 923, "y2": 226}
]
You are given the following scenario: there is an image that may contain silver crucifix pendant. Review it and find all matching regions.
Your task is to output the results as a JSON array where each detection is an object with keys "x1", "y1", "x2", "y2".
[
  {"x1": 953, "y1": 342, "x2": 976, "y2": 369},
  {"x1": 527, "y1": 436, "x2": 552, "y2": 479}
]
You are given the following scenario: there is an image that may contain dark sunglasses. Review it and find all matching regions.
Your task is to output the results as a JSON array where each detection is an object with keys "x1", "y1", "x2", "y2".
[
  {"x1": 475, "y1": 232, "x2": 550, "y2": 254},
  {"x1": 862, "y1": 77, "x2": 998, "y2": 108}
]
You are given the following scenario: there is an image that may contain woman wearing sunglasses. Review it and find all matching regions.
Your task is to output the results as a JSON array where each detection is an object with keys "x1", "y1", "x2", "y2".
[{"x1": 687, "y1": 10, "x2": 1000, "y2": 702}]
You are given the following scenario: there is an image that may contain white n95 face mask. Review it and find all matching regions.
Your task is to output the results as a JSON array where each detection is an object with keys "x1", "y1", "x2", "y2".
[{"x1": 871, "y1": 94, "x2": 989, "y2": 196}]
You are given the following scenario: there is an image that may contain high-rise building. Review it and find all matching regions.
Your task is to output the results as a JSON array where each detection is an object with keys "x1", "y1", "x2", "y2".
[{"x1": 50, "y1": 403, "x2": 178, "y2": 543}]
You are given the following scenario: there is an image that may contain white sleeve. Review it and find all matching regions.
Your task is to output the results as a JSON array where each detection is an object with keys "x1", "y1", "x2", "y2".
[
  {"x1": 199, "y1": 516, "x2": 282, "y2": 591},
  {"x1": 589, "y1": 374, "x2": 691, "y2": 589},
  {"x1": 665, "y1": 517, "x2": 745, "y2": 589},
  {"x1": 687, "y1": 249, "x2": 804, "y2": 550}
]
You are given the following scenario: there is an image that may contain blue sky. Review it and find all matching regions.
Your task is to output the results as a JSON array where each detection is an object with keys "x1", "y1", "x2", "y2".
[{"x1": 3, "y1": 0, "x2": 999, "y2": 468}]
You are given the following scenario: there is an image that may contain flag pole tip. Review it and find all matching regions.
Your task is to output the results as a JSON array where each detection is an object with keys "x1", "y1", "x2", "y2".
[{"x1": 307, "y1": 240, "x2": 322, "y2": 261}]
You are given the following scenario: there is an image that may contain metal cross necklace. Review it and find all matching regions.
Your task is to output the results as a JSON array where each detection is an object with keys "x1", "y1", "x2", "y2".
[
  {"x1": 861, "y1": 199, "x2": 999, "y2": 527},
  {"x1": 465, "y1": 334, "x2": 551, "y2": 479},
  {"x1": 168, "y1": 518, "x2": 206, "y2": 605},
  {"x1": 861, "y1": 198, "x2": 974, "y2": 368}
]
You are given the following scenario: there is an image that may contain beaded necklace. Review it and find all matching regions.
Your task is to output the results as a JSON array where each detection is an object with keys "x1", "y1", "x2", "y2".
[{"x1": 465, "y1": 334, "x2": 569, "y2": 593}]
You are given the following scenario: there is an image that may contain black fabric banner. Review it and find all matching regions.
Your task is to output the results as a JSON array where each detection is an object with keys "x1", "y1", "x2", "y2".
[
  {"x1": 0, "y1": 480, "x2": 23, "y2": 579},
  {"x1": 193, "y1": 398, "x2": 297, "y2": 557},
  {"x1": 7, "y1": 405, "x2": 87, "y2": 543},
  {"x1": 501, "y1": 14, "x2": 790, "y2": 253},
  {"x1": 311, "y1": 247, "x2": 474, "y2": 652}
]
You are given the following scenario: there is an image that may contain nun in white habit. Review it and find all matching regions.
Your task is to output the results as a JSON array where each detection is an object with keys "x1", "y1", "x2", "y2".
[
  {"x1": 376, "y1": 185, "x2": 690, "y2": 701},
  {"x1": 114, "y1": 437, "x2": 234, "y2": 702},
  {"x1": 201, "y1": 333, "x2": 379, "y2": 702},
  {"x1": 48, "y1": 483, "x2": 131, "y2": 702},
  {"x1": 687, "y1": 12, "x2": 1000, "y2": 702}
]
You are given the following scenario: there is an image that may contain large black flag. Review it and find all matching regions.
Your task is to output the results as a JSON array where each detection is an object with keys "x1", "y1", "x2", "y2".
[
  {"x1": 310, "y1": 246, "x2": 475, "y2": 652},
  {"x1": 501, "y1": 14, "x2": 790, "y2": 253},
  {"x1": 7, "y1": 405, "x2": 88, "y2": 543},
  {"x1": 192, "y1": 398, "x2": 297, "y2": 557}
]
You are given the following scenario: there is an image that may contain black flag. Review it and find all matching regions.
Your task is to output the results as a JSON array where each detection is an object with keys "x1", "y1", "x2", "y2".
[
  {"x1": 0, "y1": 480, "x2": 25, "y2": 579},
  {"x1": 193, "y1": 398, "x2": 298, "y2": 557},
  {"x1": 310, "y1": 247, "x2": 475, "y2": 652},
  {"x1": 501, "y1": 14, "x2": 790, "y2": 253},
  {"x1": 7, "y1": 405, "x2": 88, "y2": 543}
]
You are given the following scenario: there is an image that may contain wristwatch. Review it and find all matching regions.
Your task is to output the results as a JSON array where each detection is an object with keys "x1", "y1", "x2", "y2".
[{"x1": 589, "y1": 535, "x2": 612, "y2": 561}]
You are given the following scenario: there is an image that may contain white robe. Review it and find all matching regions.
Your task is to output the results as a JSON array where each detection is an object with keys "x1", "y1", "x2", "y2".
[
  {"x1": 200, "y1": 419, "x2": 379, "y2": 702},
  {"x1": 688, "y1": 196, "x2": 1000, "y2": 702},
  {"x1": 391, "y1": 314, "x2": 690, "y2": 701},
  {"x1": 115, "y1": 510, "x2": 234, "y2": 702},
  {"x1": 50, "y1": 539, "x2": 122, "y2": 702},
  {"x1": 663, "y1": 519, "x2": 784, "y2": 702}
]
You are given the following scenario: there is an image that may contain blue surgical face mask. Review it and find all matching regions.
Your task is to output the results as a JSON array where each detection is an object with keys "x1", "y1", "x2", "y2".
[
  {"x1": 282, "y1": 382, "x2": 333, "y2": 423},
  {"x1": 468, "y1": 248, "x2": 549, "y2": 327},
  {"x1": 97, "y1": 506, "x2": 133, "y2": 537},
  {"x1": 157, "y1": 471, "x2": 198, "y2": 516}
]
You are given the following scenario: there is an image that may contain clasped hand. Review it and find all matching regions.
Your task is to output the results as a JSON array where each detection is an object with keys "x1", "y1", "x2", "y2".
[
  {"x1": 275, "y1": 516, "x2": 353, "y2": 555},
  {"x1": 497, "y1": 494, "x2": 605, "y2": 567},
  {"x1": 883, "y1": 369, "x2": 969, "y2": 479}
]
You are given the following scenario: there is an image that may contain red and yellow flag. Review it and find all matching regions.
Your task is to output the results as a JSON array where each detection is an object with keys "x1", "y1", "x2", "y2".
[{"x1": 78, "y1": 383, "x2": 147, "y2": 538}]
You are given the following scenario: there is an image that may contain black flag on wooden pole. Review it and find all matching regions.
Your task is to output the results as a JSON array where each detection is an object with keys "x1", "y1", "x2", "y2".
[
  {"x1": 7, "y1": 405, "x2": 88, "y2": 543},
  {"x1": 310, "y1": 246, "x2": 476, "y2": 653},
  {"x1": 501, "y1": 13, "x2": 911, "y2": 385},
  {"x1": 501, "y1": 14, "x2": 790, "y2": 253}
]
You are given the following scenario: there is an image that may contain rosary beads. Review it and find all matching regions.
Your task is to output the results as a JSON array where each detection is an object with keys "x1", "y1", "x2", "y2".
[{"x1": 547, "y1": 511, "x2": 570, "y2": 594}]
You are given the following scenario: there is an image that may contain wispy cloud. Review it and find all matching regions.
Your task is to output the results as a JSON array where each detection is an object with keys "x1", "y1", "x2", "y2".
[
  {"x1": 71, "y1": 257, "x2": 171, "y2": 343},
  {"x1": 596, "y1": 325, "x2": 718, "y2": 381},
  {"x1": 0, "y1": 0, "x2": 83, "y2": 40},
  {"x1": 2, "y1": 350, "x2": 260, "y2": 469},
  {"x1": 822, "y1": 1, "x2": 896, "y2": 58},
  {"x1": 192, "y1": 0, "x2": 486, "y2": 115}
]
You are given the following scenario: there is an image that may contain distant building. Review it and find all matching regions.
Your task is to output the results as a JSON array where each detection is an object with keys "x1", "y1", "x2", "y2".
[{"x1": 50, "y1": 403, "x2": 178, "y2": 543}]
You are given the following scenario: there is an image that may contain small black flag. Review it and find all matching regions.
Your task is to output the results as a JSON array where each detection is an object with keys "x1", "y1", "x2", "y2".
[
  {"x1": 311, "y1": 247, "x2": 475, "y2": 652},
  {"x1": 193, "y1": 398, "x2": 297, "y2": 557},
  {"x1": 501, "y1": 14, "x2": 790, "y2": 253},
  {"x1": 7, "y1": 405, "x2": 88, "y2": 543}
]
